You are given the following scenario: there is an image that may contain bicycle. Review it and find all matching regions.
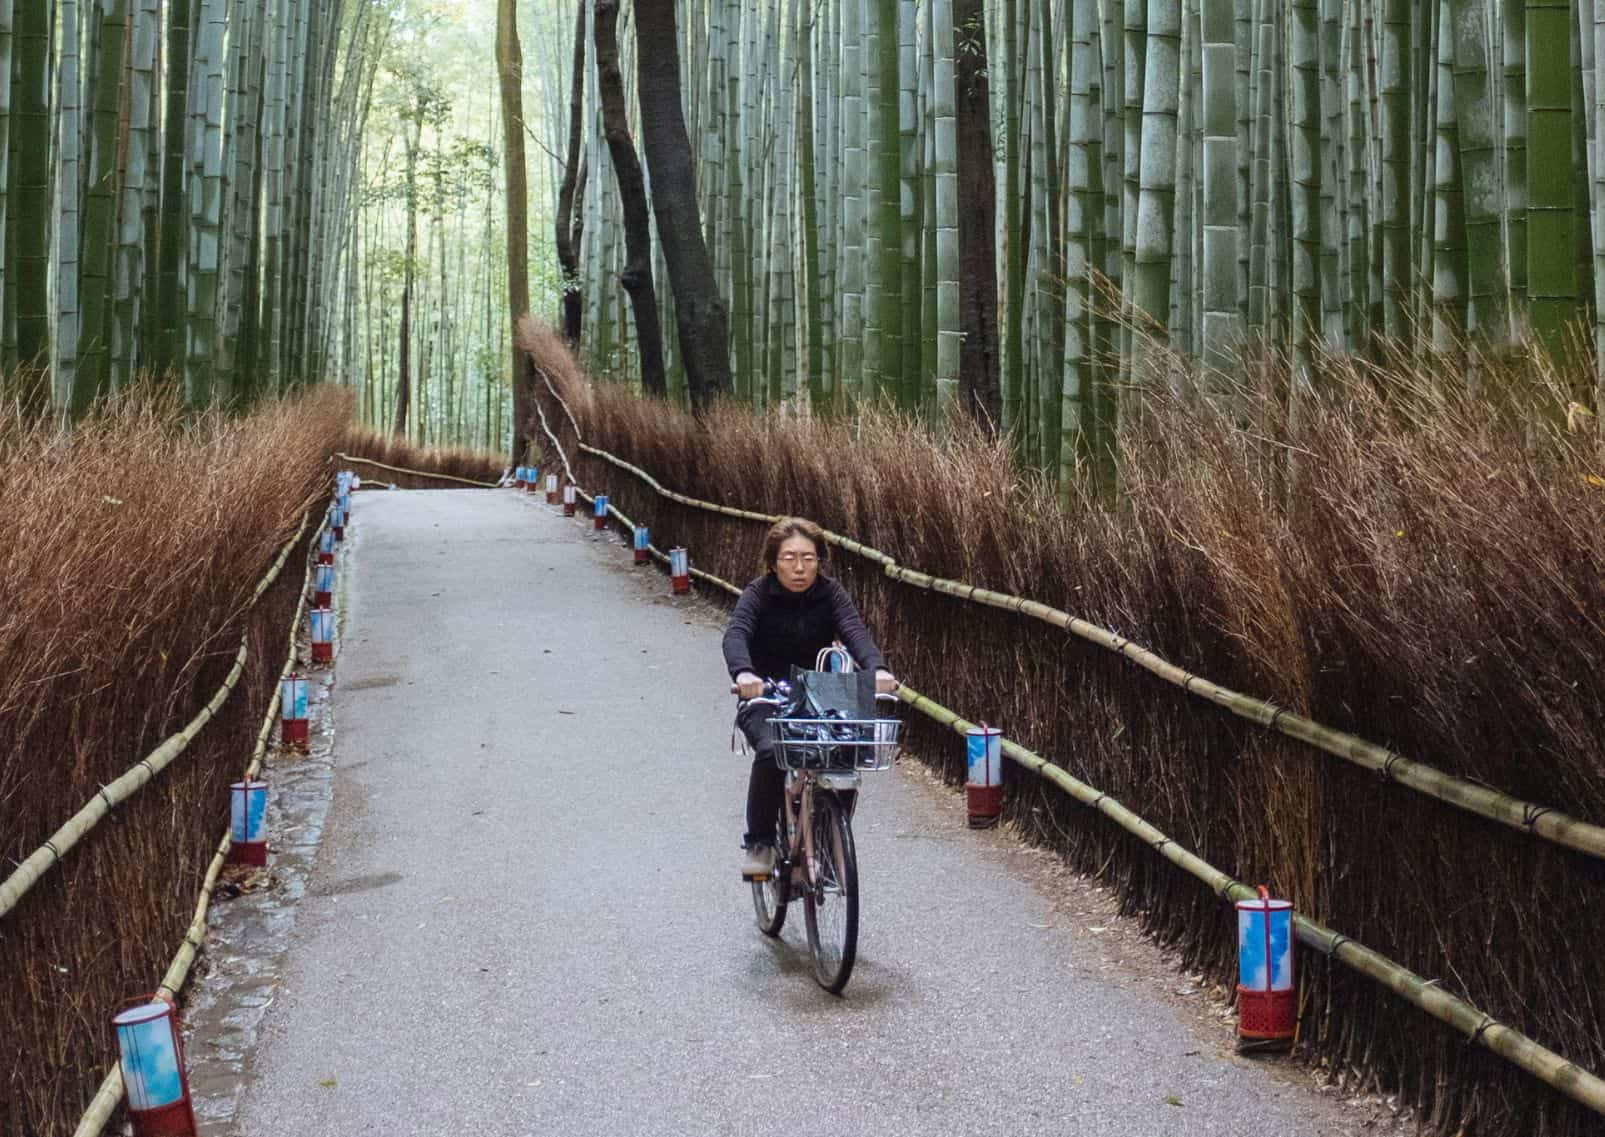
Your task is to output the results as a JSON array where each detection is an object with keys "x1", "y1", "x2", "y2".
[{"x1": 733, "y1": 675, "x2": 901, "y2": 994}]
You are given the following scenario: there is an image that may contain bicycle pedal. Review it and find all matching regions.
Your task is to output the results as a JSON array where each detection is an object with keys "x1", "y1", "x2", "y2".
[{"x1": 742, "y1": 870, "x2": 771, "y2": 882}]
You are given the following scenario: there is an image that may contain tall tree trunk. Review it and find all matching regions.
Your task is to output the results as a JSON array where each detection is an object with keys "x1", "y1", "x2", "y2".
[
  {"x1": 955, "y1": 0, "x2": 1000, "y2": 427},
  {"x1": 496, "y1": 0, "x2": 532, "y2": 463},
  {"x1": 395, "y1": 279, "x2": 410, "y2": 433},
  {"x1": 634, "y1": 0, "x2": 729, "y2": 410},
  {"x1": 555, "y1": 0, "x2": 584, "y2": 347},
  {"x1": 595, "y1": 0, "x2": 665, "y2": 396}
]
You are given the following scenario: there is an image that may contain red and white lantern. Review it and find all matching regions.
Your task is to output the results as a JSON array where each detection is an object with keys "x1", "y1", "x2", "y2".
[
  {"x1": 545, "y1": 473, "x2": 559, "y2": 504},
  {"x1": 593, "y1": 494, "x2": 609, "y2": 530},
  {"x1": 562, "y1": 484, "x2": 576, "y2": 517},
  {"x1": 317, "y1": 529, "x2": 335, "y2": 566},
  {"x1": 313, "y1": 561, "x2": 335, "y2": 609},
  {"x1": 310, "y1": 607, "x2": 335, "y2": 665},
  {"x1": 633, "y1": 526, "x2": 651, "y2": 564},
  {"x1": 280, "y1": 674, "x2": 309, "y2": 749},
  {"x1": 228, "y1": 779, "x2": 269, "y2": 866},
  {"x1": 114, "y1": 998, "x2": 198, "y2": 1137},
  {"x1": 525, "y1": 466, "x2": 539, "y2": 493},
  {"x1": 965, "y1": 724, "x2": 1003, "y2": 827},
  {"x1": 331, "y1": 505, "x2": 346, "y2": 542},
  {"x1": 1236, "y1": 887, "x2": 1296, "y2": 1047},
  {"x1": 669, "y1": 547, "x2": 690, "y2": 594},
  {"x1": 514, "y1": 465, "x2": 527, "y2": 488}
]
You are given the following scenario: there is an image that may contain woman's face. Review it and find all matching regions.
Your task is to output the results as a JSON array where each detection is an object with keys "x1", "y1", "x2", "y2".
[{"x1": 773, "y1": 534, "x2": 821, "y2": 593}]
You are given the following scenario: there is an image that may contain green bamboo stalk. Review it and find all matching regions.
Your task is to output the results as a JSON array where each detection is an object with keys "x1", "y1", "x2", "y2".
[
  {"x1": 1528, "y1": 0, "x2": 1574, "y2": 357},
  {"x1": 1317, "y1": 0, "x2": 1343, "y2": 348},
  {"x1": 840, "y1": 0, "x2": 864, "y2": 400},
  {"x1": 1431, "y1": 0, "x2": 1465, "y2": 348},
  {"x1": 1064, "y1": 0, "x2": 1094, "y2": 486},
  {"x1": 75, "y1": 0, "x2": 127, "y2": 409},
  {"x1": 112, "y1": 0, "x2": 157, "y2": 387},
  {"x1": 879, "y1": 0, "x2": 905, "y2": 407},
  {"x1": 185, "y1": 0, "x2": 227, "y2": 403},
  {"x1": 897, "y1": 0, "x2": 918, "y2": 411},
  {"x1": 58, "y1": 0, "x2": 83, "y2": 410},
  {"x1": 932, "y1": 0, "x2": 959, "y2": 409},
  {"x1": 1200, "y1": 0, "x2": 1241, "y2": 383},
  {"x1": 1004, "y1": 0, "x2": 1025, "y2": 435},
  {"x1": 1504, "y1": 0, "x2": 1528, "y2": 302},
  {"x1": 1288, "y1": 0, "x2": 1321, "y2": 384},
  {"x1": 0, "y1": 0, "x2": 10, "y2": 365},
  {"x1": 1248, "y1": 0, "x2": 1273, "y2": 334},
  {"x1": 862, "y1": 0, "x2": 883, "y2": 399},
  {"x1": 1119, "y1": 0, "x2": 1144, "y2": 389},
  {"x1": 1343, "y1": 0, "x2": 1374, "y2": 343},
  {"x1": 1037, "y1": 0, "x2": 1062, "y2": 474},
  {"x1": 1447, "y1": 0, "x2": 1508, "y2": 340},
  {"x1": 1380, "y1": 0, "x2": 1411, "y2": 337},
  {"x1": 796, "y1": 0, "x2": 823, "y2": 406}
]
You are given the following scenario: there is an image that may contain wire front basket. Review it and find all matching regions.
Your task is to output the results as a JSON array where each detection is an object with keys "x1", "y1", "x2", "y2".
[{"x1": 769, "y1": 715, "x2": 903, "y2": 771}]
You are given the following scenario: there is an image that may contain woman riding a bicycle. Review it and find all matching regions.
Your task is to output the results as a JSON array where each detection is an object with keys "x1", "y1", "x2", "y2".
[{"x1": 722, "y1": 517, "x2": 897, "y2": 880}]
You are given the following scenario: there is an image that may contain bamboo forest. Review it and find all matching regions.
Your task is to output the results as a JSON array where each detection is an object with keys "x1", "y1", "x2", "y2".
[{"x1": 6, "y1": 0, "x2": 1605, "y2": 473}]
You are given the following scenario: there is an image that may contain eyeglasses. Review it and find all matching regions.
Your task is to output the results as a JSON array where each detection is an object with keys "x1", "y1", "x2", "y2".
[{"x1": 776, "y1": 552, "x2": 819, "y2": 566}]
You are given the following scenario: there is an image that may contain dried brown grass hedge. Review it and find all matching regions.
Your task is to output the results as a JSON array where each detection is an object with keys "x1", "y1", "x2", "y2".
[
  {"x1": 523, "y1": 320, "x2": 1605, "y2": 1137},
  {"x1": 340, "y1": 424, "x2": 504, "y2": 487},
  {"x1": 0, "y1": 387, "x2": 349, "y2": 1136}
]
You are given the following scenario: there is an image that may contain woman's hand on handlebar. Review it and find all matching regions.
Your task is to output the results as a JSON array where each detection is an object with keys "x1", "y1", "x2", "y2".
[
  {"x1": 874, "y1": 669, "x2": 899, "y2": 694},
  {"x1": 732, "y1": 671, "x2": 766, "y2": 700}
]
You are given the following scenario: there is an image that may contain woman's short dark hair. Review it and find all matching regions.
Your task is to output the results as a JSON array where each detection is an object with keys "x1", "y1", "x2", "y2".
[{"x1": 762, "y1": 517, "x2": 827, "y2": 572}]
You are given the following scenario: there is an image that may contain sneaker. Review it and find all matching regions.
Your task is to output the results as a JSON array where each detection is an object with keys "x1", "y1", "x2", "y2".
[{"x1": 740, "y1": 843, "x2": 775, "y2": 881}]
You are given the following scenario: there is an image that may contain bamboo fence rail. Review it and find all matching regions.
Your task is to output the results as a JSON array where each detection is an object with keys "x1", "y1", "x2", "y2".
[
  {"x1": 70, "y1": 506, "x2": 325, "y2": 1137},
  {"x1": 532, "y1": 393, "x2": 1605, "y2": 1116},
  {"x1": 530, "y1": 366, "x2": 1605, "y2": 863},
  {"x1": 333, "y1": 452, "x2": 501, "y2": 487},
  {"x1": 0, "y1": 511, "x2": 312, "y2": 923}
]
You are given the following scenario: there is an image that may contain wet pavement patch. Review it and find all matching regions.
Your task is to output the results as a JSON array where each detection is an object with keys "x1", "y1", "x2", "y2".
[{"x1": 315, "y1": 870, "x2": 403, "y2": 897}]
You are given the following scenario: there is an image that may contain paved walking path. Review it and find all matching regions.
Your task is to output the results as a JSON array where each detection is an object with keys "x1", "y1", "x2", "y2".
[{"x1": 225, "y1": 489, "x2": 1387, "y2": 1136}]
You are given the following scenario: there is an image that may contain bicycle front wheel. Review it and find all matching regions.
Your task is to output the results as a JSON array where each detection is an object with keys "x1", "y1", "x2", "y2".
[{"x1": 803, "y1": 791, "x2": 859, "y2": 994}]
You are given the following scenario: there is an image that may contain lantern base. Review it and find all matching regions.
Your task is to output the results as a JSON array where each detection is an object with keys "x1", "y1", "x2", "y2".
[
  {"x1": 593, "y1": 517, "x2": 607, "y2": 531},
  {"x1": 313, "y1": 589, "x2": 331, "y2": 608},
  {"x1": 281, "y1": 718, "x2": 309, "y2": 749},
  {"x1": 525, "y1": 481, "x2": 538, "y2": 493},
  {"x1": 671, "y1": 575, "x2": 690, "y2": 595},
  {"x1": 562, "y1": 503, "x2": 576, "y2": 518},
  {"x1": 128, "y1": 1096, "x2": 199, "y2": 1137},
  {"x1": 1236, "y1": 985, "x2": 1296, "y2": 1046},
  {"x1": 546, "y1": 491, "x2": 558, "y2": 504},
  {"x1": 966, "y1": 784, "x2": 1003, "y2": 827},
  {"x1": 317, "y1": 551, "x2": 334, "y2": 566},
  {"x1": 311, "y1": 643, "x2": 334, "y2": 665},
  {"x1": 333, "y1": 526, "x2": 345, "y2": 542},
  {"x1": 634, "y1": 549, "x2": 650, "y2": 565},
  {"x1": 228, "y1": 839, "x2": 268, "y2": 867}
]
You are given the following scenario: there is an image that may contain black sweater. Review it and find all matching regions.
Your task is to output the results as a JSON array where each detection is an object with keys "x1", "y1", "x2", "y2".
[{"x1": 722, "y1": 573, "x2": 888, "y2": 681}]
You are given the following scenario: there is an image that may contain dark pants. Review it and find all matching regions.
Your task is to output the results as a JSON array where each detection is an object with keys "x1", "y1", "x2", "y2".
[{"x1": 737, "y1": 702, "x2": 786, "y2": 848}]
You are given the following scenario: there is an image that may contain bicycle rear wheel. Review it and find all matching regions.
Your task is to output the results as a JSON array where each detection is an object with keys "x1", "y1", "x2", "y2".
[
  {"x1": 803, "y1": 792, "x2": 859, "y2": 994},
  {"x1": 751, "y1": 791, "x2": 793, "y2": 937}
]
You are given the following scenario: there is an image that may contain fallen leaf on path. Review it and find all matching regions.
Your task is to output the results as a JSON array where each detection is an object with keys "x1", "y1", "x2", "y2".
[{"x1": 318, "y1": 1078, "x2": 337, "y2": 1089}]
